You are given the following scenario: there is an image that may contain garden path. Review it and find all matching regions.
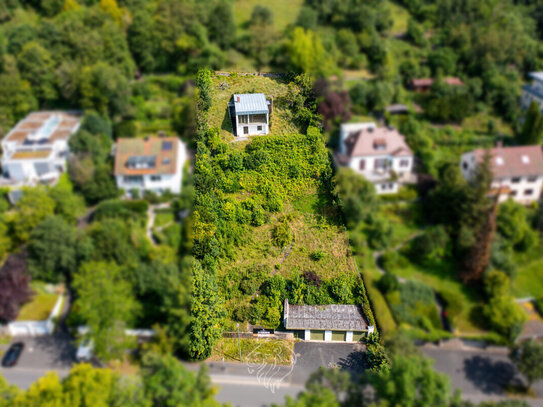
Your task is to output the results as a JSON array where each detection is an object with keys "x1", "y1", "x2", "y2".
[{"x1": 146, "y1": 202, "x2": 172, "y2": 245}]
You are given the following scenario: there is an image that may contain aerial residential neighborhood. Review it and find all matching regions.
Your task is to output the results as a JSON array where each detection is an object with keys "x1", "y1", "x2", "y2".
[{"x1": 1, "y1": 1, "x2": 543, "y2": 407}]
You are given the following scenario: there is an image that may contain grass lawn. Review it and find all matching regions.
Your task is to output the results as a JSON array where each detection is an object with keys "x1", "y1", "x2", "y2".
[
  {"x1": 233, "y1": 0, "x2": 304, "y2": 32},
  {"x1": 376, "y1": 201, "x2": 423, "y2": 247},
  {"x1": 219, "y1": 189, "x2": 359, "y2": 282},
  {"x1": 208, "y1": 75, "x2": 300, "y2": 141},
  {"x1": 461, "y1": 111, "x2": 514, "y2": 137},
  {"x1": 17, "y1": 282, "x2": 62, "y2": 321},
  {"x1": 512, "y1": 243, "x2": 543, "y2": 298},
  {"x1": 153, "y1": 209, "x2": 174, "y2": 229},
  {"x1": 210, "y1": 337, "x2": 294, "y2": 365},
  {"x1": 388, "y1": 2, "x2": 410, "y2": 35}
]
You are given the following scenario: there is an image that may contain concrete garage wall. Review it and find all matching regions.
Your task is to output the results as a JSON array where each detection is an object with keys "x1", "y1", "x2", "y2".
[{"x1": 6, "y1": 295, "x2": 64, "y2": 337}]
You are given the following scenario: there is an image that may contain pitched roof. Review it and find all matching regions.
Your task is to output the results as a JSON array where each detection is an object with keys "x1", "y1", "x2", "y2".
[
  {"x1": 233, "y1": 93, "x2": 269, "y2": 115},
  {"x1": 470, "y1": 145, "x2": 543, "y2": 178},
  {"x1": 114, "y1": 137, "x2": 180, "y2": 176},
  {"x1": 412, "y1": 77, "x2": 465, "y2": 87},
  {"x1": 3, "y1": 111, "x2": 81, "y2": 146},
  {"x1": 343, "y1": 126, "x2": 413, "y2": 158},
  {"x1": 529, "y1": 72, "x2": 543, "y2": 83},
  {"x1": 284, "y1": 299, "x2": 369, "y2": 331}
]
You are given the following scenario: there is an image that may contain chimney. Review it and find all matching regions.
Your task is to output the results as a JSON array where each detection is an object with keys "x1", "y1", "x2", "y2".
[{"x1": 236, "y1": 96, "x2": 240, "y2": 103}]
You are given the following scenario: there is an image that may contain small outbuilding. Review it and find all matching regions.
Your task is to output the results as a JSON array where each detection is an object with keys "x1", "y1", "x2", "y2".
[
  {"x1": 283, "y1": 299, "x2": 374, "y2": 342},
  {"x1": 228, "y1": 93, "x2": 271, "y2": 137}
]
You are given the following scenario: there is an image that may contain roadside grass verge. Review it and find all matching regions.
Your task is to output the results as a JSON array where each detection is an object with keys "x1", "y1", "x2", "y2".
[{"x1": 210, "y1": 337, "x2": 294, "y2": 365}]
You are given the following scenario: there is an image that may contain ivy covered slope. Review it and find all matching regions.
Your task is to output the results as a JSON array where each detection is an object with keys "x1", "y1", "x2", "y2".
[{"x1": 193, "y1": 73, "x2": 375, "y2": 333}]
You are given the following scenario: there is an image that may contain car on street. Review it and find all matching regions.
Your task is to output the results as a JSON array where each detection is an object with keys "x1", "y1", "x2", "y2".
[{"x1": 2, "y1": 342, "x2": 24, "y2": 367}]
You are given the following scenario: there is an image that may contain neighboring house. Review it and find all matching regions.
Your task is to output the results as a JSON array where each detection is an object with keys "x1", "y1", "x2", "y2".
[
  {"x1": 461, "y1": 145, "x2": 543, "y2": 204},
  {"x1": 411, "y1": 77, "x2": 465, "y2": 92},
  {"x1": 114, "y1": 136, "x2": 187, "y2": 195},
  {"x1": 336, "y1": 122, "x2": 415, "y2": 194},
  {"x1": 1, "y1": 111, "x2": 82, "y2": 186},
  {"x1": 521, "y1": 72, "x2": 543, "y2": 110},
  {"x1": 228, "y1": 93, "x2": 271, "y2": 137},
  {"x1": 283, "y1": 299, "x2": 374, "y2": 342}
]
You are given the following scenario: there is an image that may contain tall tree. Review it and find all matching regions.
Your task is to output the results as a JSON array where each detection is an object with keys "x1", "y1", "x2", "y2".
[
  {"x1": 207, "y1": 1, "x2": 236, "y2": 49},
  {"x1": 510, "y1": 340, "x2": 543, "y2": 390},
  {"x1": 333, "y1": 167, "x2": 376, "y2": 228},
  {"x1": 518, "y1": 101, "x2": 543, "y2": 145},
  {"x1": 0, "y1": 252, "x2": 33, "y2": 323},
  {"x1": 11, "y1": 187, "x2": 55, "y2": 243},
  {"x1": 72, "y1": 261, "x2": 139, "y2": 361}
]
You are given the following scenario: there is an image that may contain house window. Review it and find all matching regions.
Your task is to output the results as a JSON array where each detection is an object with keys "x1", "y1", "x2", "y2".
[
  {"x1": 250, "y1": 114, "x2": 267, "y2": 123},
  {"x1": 510, "y1": 190, "x2": 517, "y2": 197},
  {"x1": 359, "y1": 160, "x2": 366, "y2": 170},
  {"x1": 511, "y1": 177, "x2": 522, "y2": 183},
  {"x1": 150, "y1": 175, "x2": 161, "y2": 182},
  {"x1": 257, "y1": 125, "x2": 263, "y2": 131},
  {"x1": 524, "y1": 189, "x2": 534, "y2": 196},
  {"x1": 462, "y1": 162, "x2": 468, "y2": 170},
  {"x1": 388, "y1": 183, "x2": 394, "y2": 189},
  {"x1": 123, "y1": 175, "x2": 143, "y2": 184},
  {"x1": 381, "y1": 184, "x2": 387, "y2": 190},
  {"x1": 374, "y1": 158, "x2": 387, "y2": 170},
  {"x1": 238, "y1": 115, "x2": 248, "y2": 124},
  {"x1": 400, "y1": 159, "x2": 409, "y2": 168},
  {"x1": 528, "y1": 176, "x2": 538, "y2": 182}
]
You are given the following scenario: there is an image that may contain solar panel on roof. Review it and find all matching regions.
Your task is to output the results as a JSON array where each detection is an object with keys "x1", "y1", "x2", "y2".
[
  {"x1": 162, "y1": 141, "x2": 173, "y2": 151},
  {"x1": 126, "y1": 155, "x2": 156, "y2": 169}
]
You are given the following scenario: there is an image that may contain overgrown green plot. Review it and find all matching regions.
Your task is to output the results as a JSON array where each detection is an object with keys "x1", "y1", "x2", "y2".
[
  {"x1": 207, "y1": 75, "x2": 300, "y2": 141},
  {"x1": 512, "y1": 243, "x2": 543, "y2": 298}
]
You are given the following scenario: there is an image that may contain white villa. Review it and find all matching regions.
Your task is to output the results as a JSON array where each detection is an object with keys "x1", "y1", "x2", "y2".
[
  {"x1": 336, "y1": 122, "x2": 415, "y2": 194},
  {"x1": 228, "y1": 93, "x2": 271, "y2": 137},
  {"x1": 114, "y1": 136, "x2": 186, "y2": 196},
  {"x1": 1, "y1": 111, "x2": 82, "y2": 186},
  {"x1": 521, "y1": 72, "x2": 543, "y2": 111},
  {"x1": 461, "y1": 145, "x2": 543, "y2": 204}
]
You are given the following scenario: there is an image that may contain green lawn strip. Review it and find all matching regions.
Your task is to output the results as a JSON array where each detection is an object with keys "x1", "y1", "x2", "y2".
[
  {"x1": 208, "y1": 75, "x2": 300, "y2": 141},
  {"x1": 210, "y1": 337, "x2": 294, "y2": 365},
  {"x1": 512, "y1": 243, "x2": 543, "y2": 298},
  {"x1": 233, "y1": 0, "x2": 304, "y2": 32},
  {"x1": 17, "y1": 282, "x2": 60, "y2": 321}
]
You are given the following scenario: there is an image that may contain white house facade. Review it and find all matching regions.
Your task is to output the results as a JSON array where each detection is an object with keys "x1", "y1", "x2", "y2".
[
  {"x1": 114, "y1": 137, "x2": 186, "y2": 195},
  {"x1": 228, "y1": 93, "x2": 271, "y2": 137},
  {"x1": 1, "y1": 111, "x2": 81, "y2": 186},
  {"x1": 521, "y1": 72, "x2": 543, "y2": 111},
  {"x1": 336, "y1": 123, "x2": 415, "y2": 194},
  {"x1": 461, "y1": 145, "x2": 543, "y2": 204}
]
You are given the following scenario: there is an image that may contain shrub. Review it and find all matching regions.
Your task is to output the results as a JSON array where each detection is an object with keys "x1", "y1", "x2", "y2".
[
  {"x1": 438, "y1": 289, "x2": 463, "y2": 327},
  {"x1": 482, "y1": 295, "x2": 527, "y2": 341},
  {"x1": 0, "y1": 252, "x2": 33, "y2": 322},
  {"x1": 380, "y1": 251, "x2": 408, "y2": 272},
  {"x1": 310, "y1": 250, "x2": 325, "y2": 261},
  {"x1": 302, "y1": 270, "x2": 322, "y2": 287},
  {"x1": 408, "y1": 226, "x2": 449, "y2": 264},
  {"x1": 484, "y1": 270, "x2": 510, "y2": 299},
  {"x1": 272, "y1": 221, "x2": 293, "y2": 247},
  {"x1": 367, "y1": 216, "x2": 392, "y2": 250},
  {"x1": 93, "y1": 199, "x2": 149, "y2": 222},
  {"x1": 377, "y1": 272, "x2": 399, "y2": 294}
]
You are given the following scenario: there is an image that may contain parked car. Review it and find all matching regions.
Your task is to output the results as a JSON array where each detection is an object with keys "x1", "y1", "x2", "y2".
[{"x1": 2, "y1": 342, "x2": 24, "y2": 367}]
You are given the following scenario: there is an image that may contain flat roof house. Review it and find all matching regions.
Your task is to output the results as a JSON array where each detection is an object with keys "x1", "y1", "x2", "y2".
[
  {"x1": 283, "y1": 299, "x2": 374, "y2": 342},
  {"x1": 114, "y1": 136, "x2": 187, "y2": 196},
  {"x1": 336, "y1": 122, "x2": 415, "y2": 194},
  {"x1": 1, "y1": 111, "x2": 82, "y2": 186},
  {"x1": 228, "y1": 93, "x2": 271, "y2": 137},
  {"x1": 461, "y1": 145, "x2": 543, "y2": 204},
  {"x1": 521, "y1": 72, "x2": 543, "y2": 111}
]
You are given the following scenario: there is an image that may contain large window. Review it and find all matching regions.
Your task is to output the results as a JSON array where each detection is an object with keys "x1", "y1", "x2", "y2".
[
  {"x1": 238, "y1": 115, "x2": 248, "y2": 124},
  {"x1": 512, "y1": 177, "x2": 522, "y2": 183},
  {"x1": 249, "y1": 114, "x2": 267, "y2": 123},
  {"x1": 400, "y1": 159, "x2": 409, "y2": 168},
  {"x1": 123, "y1": 175, "x2": 143, "y2": 184},
  {"x1": 374, "y1": 158, "x2": 387, "y2": 170},
  {"x1": 150, "y1": 175, "x2": 161, "y2": 182},
  {"x1": 359, "y1": 160, "x2": 366, "y2": 170}
]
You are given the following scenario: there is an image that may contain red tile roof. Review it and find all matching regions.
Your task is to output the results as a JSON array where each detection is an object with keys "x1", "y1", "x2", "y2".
[
  {"x1": 344, "y1": 127, "x2": 413, "y2": 157},
  {"x1": 471, "y1": 145, "x2": 543, "y2": 178},
  {"x1": 114, "y1": 137, "x2": 180, "y2": 176},
  {"x1": 412, "y1": 77, "x2": 465, "y2": 88}
]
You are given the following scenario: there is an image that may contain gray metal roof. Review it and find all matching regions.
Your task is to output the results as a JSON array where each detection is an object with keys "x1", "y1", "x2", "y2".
[
  {"x1": 529, "y1": 72, "x2": 543, "y2": 83},
  {"x1": 284, "y1": 300, "x2": 369, "y2": 331},
  {"x1": 233, "y1": 93, "x2": 268, "y2": 115}
]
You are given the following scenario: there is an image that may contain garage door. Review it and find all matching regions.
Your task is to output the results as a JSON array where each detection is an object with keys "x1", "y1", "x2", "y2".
[
  {"x1": 352, "y1": 332, "x2": 364, "y2": 342},
  {"x1": 310, "y1": 330, "x2": 324, "y2": 341},
  {"x1": 332, "y1": 331, "x2": 346, "y2": 341}
]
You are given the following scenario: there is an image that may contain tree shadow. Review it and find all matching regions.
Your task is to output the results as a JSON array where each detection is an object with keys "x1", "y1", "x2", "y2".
[
  {"x1": 33, "y1": 332, "x2": 76, "y2": 368},
  {"x1": 463, "y1": 355, "x2": 523, "y2": 395},
  {"x1": 337, "y1": 347, "x2": 367, "y2": 379},
  {"x1": 221, "y1": 104, "x2": 235, "y2": 135}
]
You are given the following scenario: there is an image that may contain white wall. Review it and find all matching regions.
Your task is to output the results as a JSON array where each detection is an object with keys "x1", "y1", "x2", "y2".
[
  {"x1": 236, "y1": 119, "x2": 269, "y2": 136},
  {"x1": 461, "y1": 152, "x2": 543, "y2": 204}
]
